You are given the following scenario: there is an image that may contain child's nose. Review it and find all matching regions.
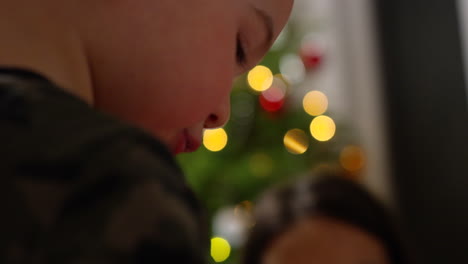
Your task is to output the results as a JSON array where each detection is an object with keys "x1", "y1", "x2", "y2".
[{"x1": 203, "y1": 97, "x2": 231, "y2": 129}]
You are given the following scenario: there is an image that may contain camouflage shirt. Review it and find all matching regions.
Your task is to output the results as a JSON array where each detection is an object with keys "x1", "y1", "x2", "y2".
[{"x1": 0, "y1": 68, "x2": 209, "y2": 264}]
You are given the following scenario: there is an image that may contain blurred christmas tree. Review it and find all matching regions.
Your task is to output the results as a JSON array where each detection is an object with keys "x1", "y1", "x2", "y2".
[{"x1": 177, "y1": 21, "x2": 365, "y2": 264}]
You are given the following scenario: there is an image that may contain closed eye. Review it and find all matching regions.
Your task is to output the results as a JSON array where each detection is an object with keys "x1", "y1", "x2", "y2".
[{"x1": 236, "y1": 34, "x2": 247, "y2": 66}]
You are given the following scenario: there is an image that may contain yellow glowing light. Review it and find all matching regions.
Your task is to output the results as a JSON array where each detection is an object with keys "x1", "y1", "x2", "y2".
[
  {"x1": 303, "y1": 91, "x2": 328, "y2": 116},
  {"x1": 310, "y1": 115, "x2": 336, "y2": 142},
  {"x1": 247, "y1": 65, "x2": 273, "y2": 92},
  {"x1": 284, "y1": 129, "x2": 309, "y2": 154},
  {"x1": 211, "y1": 237, "x2": 231, "y2": 262},
  {"x1": 203, "y1": 128, "x2": 228, "y2": 152},
  {"x1": 340, "y1": 145, "x2": 366, "y2": 172}
]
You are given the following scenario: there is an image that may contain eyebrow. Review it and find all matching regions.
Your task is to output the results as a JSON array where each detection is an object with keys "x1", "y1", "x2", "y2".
[{"x1": 251, "y1": 5, "x2": 275, "y2": 50}]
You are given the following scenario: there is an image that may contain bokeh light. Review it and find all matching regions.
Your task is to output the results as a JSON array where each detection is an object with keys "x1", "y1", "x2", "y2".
[
  {"x1": 310, "y1": 115, "x2": 336, "y2": 142},
  {"x1": 213, "y1": 207, "x2": 249, "y2": 248},
  {"x1": 249, "y1": 153, "x2": 273, "y2": 177},
  {"x1": 259, "y1": 75, "x2": 289, "y2": 112},
  {"x1": 284, "y1": 129, "x2": 310, "y2": 154},
  {"x1": 303, "y1": 91, "x2": 328, "y2": 116},
  {"x1": 247, "y1": 65, "x2": 273, "y2": 92},
  {"x1": 263, "y1": 75, "x2": 289, "y2": 101},
  {"x1": 203, "y1": 128, "x2": 228, "y2": 152},
  {"x1": 279, "y1": 54, "x2": 306, "y2": 85},
  {"x1": 300, "y1": 33, "x2": 327, "y2": 70},
  {"x1": 340, "y1": 145, "x2": 366, "y2": 172},
  {"x1": 211, "y1": 237, "x2": 231, "y2": 262},
  {"x1": 259, "y1": 88, "x2": 285, "y2": 112}
]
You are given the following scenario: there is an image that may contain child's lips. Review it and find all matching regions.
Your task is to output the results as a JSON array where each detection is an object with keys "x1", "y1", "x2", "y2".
[{"x1": 173, "y1": 130, "x2": 201, "y2": 154}]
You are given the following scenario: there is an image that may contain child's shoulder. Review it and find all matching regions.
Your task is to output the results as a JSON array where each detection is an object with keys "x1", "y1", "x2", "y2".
[
  {"x1": 0, "y1": 68, "x2": 175, "y2": 174},
  {"x1": 0, "y1": 68, "x2": 209, "y2": 263}
]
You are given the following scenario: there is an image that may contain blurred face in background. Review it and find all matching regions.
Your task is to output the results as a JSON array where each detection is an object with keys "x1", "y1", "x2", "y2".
[
  {"x1": 79, "y1": 0, "x2": 294, "y2": 154},
  {"x1": 262, "y1": 216, "x2": 390, "y2": 264}
]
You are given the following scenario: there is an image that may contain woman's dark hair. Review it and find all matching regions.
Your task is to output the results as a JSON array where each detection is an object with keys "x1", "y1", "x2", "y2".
[{"x1": 243, "y1": 170, "x2": 409, "y2": 264}]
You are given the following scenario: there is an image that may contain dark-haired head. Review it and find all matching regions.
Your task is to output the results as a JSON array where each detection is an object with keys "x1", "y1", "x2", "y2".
[{"x1": 243, "y1": 170, "x2": 409, "y2": 264}]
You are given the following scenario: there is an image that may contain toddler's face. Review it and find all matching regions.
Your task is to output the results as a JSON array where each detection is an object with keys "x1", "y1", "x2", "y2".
[
  {"x1": 262, "y1": 216, "x2": 390, "y2": 264},
  {"x1": 85, "y1": 0, "x2": 293, "y2": 154}
]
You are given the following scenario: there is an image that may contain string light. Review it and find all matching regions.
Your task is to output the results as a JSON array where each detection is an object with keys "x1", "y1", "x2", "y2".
[
  {"x1": 279, "y1": 54, "x2": 306, "y2": 85},
  {"x1": 259, "y1": 75, "x2": 289, "y2": 112},
  {"x1": 263, "y1": 75, "x2": 289, "y2": 102},
  {"x1": 247, "y1": 65, "x2": 273, "y2": 92},
  {"x1": 303, "y1": 91, "x2": 328, "y2": 116},
  {"x1": 203, "y1": 128, "x2": 228, "y2": 152},
  {"x1": 284, "y1": 129, "x2": 309, "y2": 154},
  {"x1": 211, "y1": 237, "x2": 231, "y2": 262},
  {"x1": 259, "y1": 87, "x2": 285, "y2": 112},
  {"x1": 310, "y1": 115, "x2": 336, "y2": 142},
  {"x1": 300, "y1": 33, "x2": 327, "y2": 70},
  {"x1": 340, "y1": 145, "x2": 366, "y2": 172}
]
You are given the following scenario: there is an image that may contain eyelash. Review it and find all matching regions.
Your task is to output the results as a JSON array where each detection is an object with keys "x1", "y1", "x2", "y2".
[{"x1": 236, "y1": 34, "x2": 247, "y2": 66}]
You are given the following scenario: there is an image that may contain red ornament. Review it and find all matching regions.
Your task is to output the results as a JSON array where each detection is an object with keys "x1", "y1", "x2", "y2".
[
  {"x1": 300, "y1": 44, "x2": 324, "y2": 70},
  {"x1": 259, "y1": 85, "x2": 285, "y2": 112}
]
